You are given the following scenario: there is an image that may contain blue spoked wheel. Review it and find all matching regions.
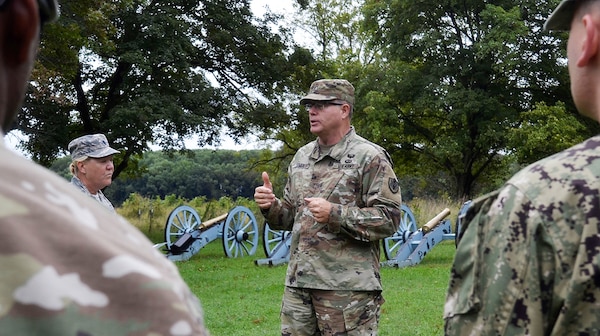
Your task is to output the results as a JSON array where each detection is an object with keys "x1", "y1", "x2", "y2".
[
  {"x1": 383, "y1": 204, "x2": 418, "y2": 260},
  {"x1": 222, "y1": 206, "x2": 259, "y2": 258},
  {"x1": 164, "y1": 205, "x2": 202, "y2": 249},
  {"x1": 262, "y1": 223, "x2": 292, "y2": 258}
]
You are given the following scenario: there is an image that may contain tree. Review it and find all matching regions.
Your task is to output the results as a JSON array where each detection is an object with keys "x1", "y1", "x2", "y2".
[
  {"x1": 252, "y1": 0, "x2": 383, "y2": 188},
  {"x1": 509, "y1": 102, "x2": 588, "y2": 163},
  {"x1": 16, "y1": 0, "x2": 300, "y2": 179},
  {"x1": 360, "y1": 0, "x2": 596, "y2": 199}
]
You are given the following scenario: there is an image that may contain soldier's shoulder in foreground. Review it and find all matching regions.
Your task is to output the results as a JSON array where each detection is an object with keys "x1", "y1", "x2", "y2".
[
  {"x1": 0, "y1": 147, "x2": 210, "y2": 335},
  {"x1": 508, "y1": 135, "x2": 600, "y2": 203}
]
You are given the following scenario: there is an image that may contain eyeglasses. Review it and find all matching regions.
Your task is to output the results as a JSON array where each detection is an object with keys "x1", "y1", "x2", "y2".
[
  {"x1": 0, "y1": 0, "x2": 60, "y2": 25},
  {"x1": 304, "y1": 102, "x2": 345, "y2": 112}
]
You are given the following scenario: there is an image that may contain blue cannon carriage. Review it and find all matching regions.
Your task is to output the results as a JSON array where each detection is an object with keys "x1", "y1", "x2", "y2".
[
  {"x1": 255, "y1": 202, "x2": 472, "y2": 268},
  {"x1": 154, "y1": 205, "x2": 260, "y2": 262}
]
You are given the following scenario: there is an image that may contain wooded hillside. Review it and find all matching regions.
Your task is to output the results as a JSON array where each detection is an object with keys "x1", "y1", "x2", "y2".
[{"x1": 49, "y1": 149, "x2": 265, "y2": 206}]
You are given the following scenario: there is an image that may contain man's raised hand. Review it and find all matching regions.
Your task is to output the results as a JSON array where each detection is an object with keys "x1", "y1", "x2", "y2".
[{"x1": 254, "y1": 171, "x2": 276, "y2": 209}]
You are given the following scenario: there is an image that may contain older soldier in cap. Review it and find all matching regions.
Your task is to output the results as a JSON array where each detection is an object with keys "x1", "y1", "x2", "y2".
[
  {"x1": 444, "y1": 1, "x2": 600, "y2": 335},
  {"x1": 0, "y1": 1, "x2": 209, "y2": 334},
  {"x1": 255, "y1": 79, "x2": 402, "y2": 335},
  {"x1": 68, "y1": 134, "x2": 119, "y2": 211}
]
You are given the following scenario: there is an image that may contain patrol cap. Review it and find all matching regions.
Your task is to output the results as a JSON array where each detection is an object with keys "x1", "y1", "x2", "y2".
[
  {"x1": 68, "y1": 134, "x2": 119, "y2": 161},
  {"x1": 40, "y1": 0, "x2": 60, "y2": 24},
  {"x1": 544, "y1": 0, "x2": 580, "y2": 31},
  {"x1": 299, "y1": 79, "x2": 355, "y2": 106}
]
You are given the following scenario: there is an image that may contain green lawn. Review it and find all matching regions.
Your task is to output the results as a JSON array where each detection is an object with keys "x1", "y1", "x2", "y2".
[{"x1": 176, "y1": 240, "x2": 456, "y2": 335}]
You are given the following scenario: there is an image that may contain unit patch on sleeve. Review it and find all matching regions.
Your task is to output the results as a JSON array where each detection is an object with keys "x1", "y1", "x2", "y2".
[{"x1": 388, "y1": 177, "x2": 399, "y2": 194}]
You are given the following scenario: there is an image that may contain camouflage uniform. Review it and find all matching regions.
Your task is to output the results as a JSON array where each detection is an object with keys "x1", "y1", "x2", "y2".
[
  {"x1": 281, "y1": 287, "x2": 383, "y2": 336},
  {"x1": 263, "y1": 125, "x2": 402, "y2": 334},
  {"x1": 0, "y1": 135, "x2": 209, "y2": 335},
  {"x1": 71, "y1": 175, "x2": 115, "y2": 212},
  {"x1": 444, "y1": 135, "x2": 600, "y2": 335}
]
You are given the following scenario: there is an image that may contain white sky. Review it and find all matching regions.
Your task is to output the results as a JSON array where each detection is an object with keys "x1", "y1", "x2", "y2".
[{"x1": 251, "y1": 0, "x2": 296, "y2": 17}]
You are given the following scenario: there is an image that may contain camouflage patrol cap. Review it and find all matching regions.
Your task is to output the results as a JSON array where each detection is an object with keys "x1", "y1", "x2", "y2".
[
  {"x1": 299, "y1": 79, "x2": 355, "y2": 106},
  {"x1": 68, "y1": 134, "x2": 119, "y2": 161},
  {"x1": 544, "y1": 0, "x2": 579, "y2": 31}
]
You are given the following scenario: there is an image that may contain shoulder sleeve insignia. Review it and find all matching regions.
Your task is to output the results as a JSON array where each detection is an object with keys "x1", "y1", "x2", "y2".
[{"x1": 388, "y1": 177, "x2": 399, "y2": 194}]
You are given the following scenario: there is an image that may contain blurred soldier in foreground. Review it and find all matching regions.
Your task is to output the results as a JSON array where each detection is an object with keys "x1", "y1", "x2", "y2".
[
  {"x1": 444, "y1": 0, "x2": 600, "y2": 334},
  {"x1": 0, "y1": 1, "x2": 209, "y2": 334},
  {"x1": 68, "y1": 133, "x2": 119, "y2": 212},
  {"x1": 255, "y1": 79, "x2": 402, "y2": 335}
]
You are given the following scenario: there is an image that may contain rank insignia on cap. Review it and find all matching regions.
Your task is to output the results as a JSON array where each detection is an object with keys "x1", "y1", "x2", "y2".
[{"x1": 388, "y1": 178, "x2": 399, "y2": 194}]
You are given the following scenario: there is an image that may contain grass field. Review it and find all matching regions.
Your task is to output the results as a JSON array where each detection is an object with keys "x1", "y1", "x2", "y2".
[
  {"x1": 121, "y1": 196, "x2": 461, "y2": 335},
  {"x1": 174, "y1": 240, "x2": 455, "y2": 335}
]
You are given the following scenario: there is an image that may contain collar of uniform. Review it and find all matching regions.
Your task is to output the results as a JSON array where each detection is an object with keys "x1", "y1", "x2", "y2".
[
  {"x1": 71, "y1": 175, "x2": 94, "y2": 196},
  {"x1": 309, "y1": 126, "x2": 356, "y2": 161}
]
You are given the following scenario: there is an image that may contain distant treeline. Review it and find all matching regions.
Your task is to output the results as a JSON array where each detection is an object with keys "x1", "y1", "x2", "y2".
[
  {"x1": 49, "y1": 149, "x2": 264, "y2": 207},
  {"x1": 48, "y1": 147, "x2": 466, "y2": 207}
]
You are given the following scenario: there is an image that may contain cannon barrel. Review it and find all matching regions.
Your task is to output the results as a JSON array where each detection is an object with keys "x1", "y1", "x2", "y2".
[
  {"x1": 160, "y1": 205, "x2": 259, "y2": 261},
  {"x1": 199, "y1": 213, "x2": 228, "y2": 231},
  {"x1": 421, "y1": 208, "x2": 451, "y2": 234}
]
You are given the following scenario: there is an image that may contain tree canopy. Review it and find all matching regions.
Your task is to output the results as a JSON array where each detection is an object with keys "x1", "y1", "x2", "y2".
[
  {"x1": 17, "y1": 0, "x2": 305, "y2": 177},
  {"x1": 11, "y1": 0, "x2": 598, "y2": 201},
  {"x1": 357, "y1": 0, "x2": 595, "y2": 198}
]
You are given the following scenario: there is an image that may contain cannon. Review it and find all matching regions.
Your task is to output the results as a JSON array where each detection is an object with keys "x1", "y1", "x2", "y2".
[
  {"x1": 381, "y1": 207, "x2": 455, "y2": 268},
  {"x1": 254, "y1": 202, "x2": 472, "y2": 268},
  {"x1": 254, "y1": 204, "x2": 421, "y2": 266},
  {"x1": 154, "y1": 205, "x2": 259, "y2": 262},
  {"x1": 381, "y1": 201, "x2": 471, "y2": 268}
]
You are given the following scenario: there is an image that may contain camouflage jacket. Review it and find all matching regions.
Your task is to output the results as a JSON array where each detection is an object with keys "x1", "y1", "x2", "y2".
[
  {"x1": 264, "y1": 127, "x2": 402, "y2": 291},
  {"x1": 71, "y1": 175, "x2": 115, "y2": 212},
  {"x1": 0, "y1": 136, "x2": 209, "y2": 336},
  {"x1": 444, "y1": 135, "x2": 600, "y2": 335}
]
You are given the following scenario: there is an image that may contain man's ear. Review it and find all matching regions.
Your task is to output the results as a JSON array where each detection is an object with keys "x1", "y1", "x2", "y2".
[
  {"x1": 578, "y1": 14, "x2": 600, "y2": 67},
  {"x1": 341, "y1": 104, "x2": 350, "y2": 119},
  {"x1": 3, "y1": 0, "x2": 40, "y2": 65}
]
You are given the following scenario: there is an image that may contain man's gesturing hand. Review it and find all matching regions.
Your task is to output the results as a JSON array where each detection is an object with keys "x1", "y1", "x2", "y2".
[
  {"x1": 304, "y1": 197, "x2": 332, "y2": 223},
  {"x1": 254, "y1": 171, "x2": 276, "y2": 209}
]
